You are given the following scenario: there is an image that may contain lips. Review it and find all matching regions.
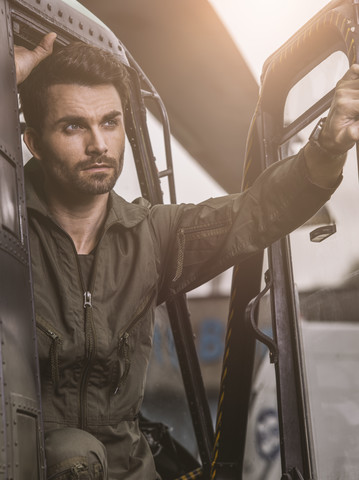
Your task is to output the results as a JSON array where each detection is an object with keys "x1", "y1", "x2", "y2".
[
  {"x1": 83, "y1": 163, "x2": 113, "y2": 170},
  {"x1": 77, "y1": 154, "x2": 118, "y2": 171}
]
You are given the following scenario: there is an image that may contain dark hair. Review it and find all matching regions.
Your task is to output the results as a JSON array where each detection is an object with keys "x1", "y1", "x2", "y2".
[{"x1": 19, "y1": 42, "x2": 130, "y2": 132}]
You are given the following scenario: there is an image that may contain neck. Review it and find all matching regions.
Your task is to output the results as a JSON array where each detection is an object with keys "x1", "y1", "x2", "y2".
[{"x1": 44, "y1": 185, "x2": 109, "y2": 254}]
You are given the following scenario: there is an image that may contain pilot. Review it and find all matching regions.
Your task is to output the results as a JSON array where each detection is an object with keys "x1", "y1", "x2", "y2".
[{"x1": 15, "y1": 33, "x2": 356, "y2": 479}]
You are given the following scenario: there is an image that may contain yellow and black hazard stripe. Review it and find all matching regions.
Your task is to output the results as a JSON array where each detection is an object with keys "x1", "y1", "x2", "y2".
[
  {"x1": 209, "y1": 265, "x2": 241, "y2": 480},
  {"x1": 173, "y1": 467, "x2": 203, "y2": 480}
]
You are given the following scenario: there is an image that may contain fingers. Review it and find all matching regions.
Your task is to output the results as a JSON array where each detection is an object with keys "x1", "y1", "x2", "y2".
[
  {"x1": 309, "y1": 64, "x2": 359, "y2": 158},
  {"x1": 339, "y1": 63, "x2": 359, "y2": 82},
  {"x1": 33, "y1": 32, "x2": 57, "y2": 62},
  {"x1": 331, "y1": 65, "x2": 359, "y2": 119},
  {"x1": 346, "y1": 122, "x2": 359, "y2": 143},
  {"x1": 15, "y1": 32, "x2": 57, "y2": 84}
]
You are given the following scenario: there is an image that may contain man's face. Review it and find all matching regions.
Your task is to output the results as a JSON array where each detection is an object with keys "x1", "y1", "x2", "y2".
[{"x1": 32, "y1": 83, "x2": 125, "y2": 197}]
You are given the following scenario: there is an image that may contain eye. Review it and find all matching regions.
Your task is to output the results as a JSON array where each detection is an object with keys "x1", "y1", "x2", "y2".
[
  {"x1": 64, "y1": 124, "x2": 84, "y2": 133},
  {"x1": 103, "y1": 118, "x2": 120, "y2": 128}
]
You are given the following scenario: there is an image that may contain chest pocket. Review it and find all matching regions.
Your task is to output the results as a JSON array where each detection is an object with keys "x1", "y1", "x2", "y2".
[
  {"x1": 36, "y1": 314, "x2": 63, "y2": 388},
  {"x1": 113, "y1": 288, "x2": 156, "y2": 395}
]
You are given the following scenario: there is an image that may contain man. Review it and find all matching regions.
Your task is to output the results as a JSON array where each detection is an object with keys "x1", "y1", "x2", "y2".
[{"x1": 15, "y1": 33, "x2": 357, "y2": 479}]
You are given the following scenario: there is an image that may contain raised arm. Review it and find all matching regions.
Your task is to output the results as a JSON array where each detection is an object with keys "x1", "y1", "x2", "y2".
[{"x1": 15, "y1": 32, "x2": 57, "y2": 85}]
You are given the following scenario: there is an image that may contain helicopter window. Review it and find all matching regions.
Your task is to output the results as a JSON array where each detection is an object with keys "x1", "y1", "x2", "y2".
[
  {"x1": 283, "y1": 50, "x2": 348, "y2": 127},
  {"x1": 16, "y1": 412, "x2": 40, "y2": 479},
  {"x1": 0, "y1": 154, "x2": 20, "y2": 238}
]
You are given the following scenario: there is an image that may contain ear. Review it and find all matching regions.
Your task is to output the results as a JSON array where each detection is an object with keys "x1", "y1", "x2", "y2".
[{"x1": 23, "y1": 127, "x2": 43, "y2": 161}]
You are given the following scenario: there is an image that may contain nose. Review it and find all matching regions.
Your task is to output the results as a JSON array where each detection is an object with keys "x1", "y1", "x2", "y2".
[{"x1": 86, "y1": 127, "x2": 108, "y2": 156}]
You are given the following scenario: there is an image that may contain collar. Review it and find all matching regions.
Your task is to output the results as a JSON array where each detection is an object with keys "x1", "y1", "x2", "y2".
[{"x1": 25, "y1": 158, "x2": 150, "y2": 229}]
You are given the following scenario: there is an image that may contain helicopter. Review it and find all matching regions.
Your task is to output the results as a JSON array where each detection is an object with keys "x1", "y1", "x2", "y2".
[{"x1": 0, "y1": 0, "x2": 359, "y2": 478}]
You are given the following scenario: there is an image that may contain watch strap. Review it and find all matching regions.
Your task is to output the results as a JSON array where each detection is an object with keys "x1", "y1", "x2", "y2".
[{"x1": 308, "y1": 117, "x2": 343, "y2": 159}]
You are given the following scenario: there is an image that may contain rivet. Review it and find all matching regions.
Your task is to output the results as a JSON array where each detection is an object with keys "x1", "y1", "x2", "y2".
[
  {"x1": 47, "y1": 3, "x2": 52, "y2": 11},
  {"x1": 108, "y1": 41, "x2": 113, "y2": 47},
  {"x1": 58, "y1": 10, "x2": 63, "y2": 17},
  {"x1": 89, "y1": 28, "x2": 93, "y2": 36},
  {"x1": 69, "y1": 16, "x2": 73, "y2": 24},
  {"x1": 79, "y1": 22, "x2": 83, "y2": 30},
  {"x1": 99, "y1": 34, "x2": 103, "y2": 41}
]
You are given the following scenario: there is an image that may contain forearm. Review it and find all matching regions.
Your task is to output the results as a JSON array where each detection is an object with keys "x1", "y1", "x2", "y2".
[{"x1": 303, "y1": 141, "x2": 346, "y2": 189}]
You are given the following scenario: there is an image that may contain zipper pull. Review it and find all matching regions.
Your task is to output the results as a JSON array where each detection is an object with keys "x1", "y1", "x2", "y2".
[
  {"x1": 83, "y1": 291, "x2": 92, "y2": 308},
  {"x1": 47, "y1": 329, "x2": 59, "y2": 341},
  {"x1": 119, "y1": 332, "x2": 130, "y2": 347}
]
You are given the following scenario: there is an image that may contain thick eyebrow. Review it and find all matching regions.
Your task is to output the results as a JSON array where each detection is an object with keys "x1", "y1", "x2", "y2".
[
  {"x1": 101, "y1": 110, "x2": 123, "y2": 123},
  {"x1": 55, "y1": 110, "x2": 123, "y2": 126}
]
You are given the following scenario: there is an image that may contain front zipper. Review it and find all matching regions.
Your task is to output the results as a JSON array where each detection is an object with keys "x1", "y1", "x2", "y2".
[
  {"x1": 75, "y1": 220, "x2": 120, "y2": 429},
  {"x1": 113, "y1": 289, "x2": 156, "y2": 394},
  {"x1": 36, "y1": 320, "x2": 63, "y2": 388},
  {"x1": 77, "y1": 244, "x2": 100, "y2": 428},
  {"x1": 79, "y1": 286, "x2": 97, "y2": 429},
  {"x1": 67, "y1": 241, "x2": 97, "y2": 430}
]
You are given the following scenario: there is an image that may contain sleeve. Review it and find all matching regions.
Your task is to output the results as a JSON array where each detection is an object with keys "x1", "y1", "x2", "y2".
[{"x1": 149, "y1": 148, "x2": 340, "y2": 303}]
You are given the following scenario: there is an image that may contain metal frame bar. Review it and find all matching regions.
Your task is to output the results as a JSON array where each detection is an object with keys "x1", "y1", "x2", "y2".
[{"x1": 268, "y1": 239, "x2": 315, "y2": 478}]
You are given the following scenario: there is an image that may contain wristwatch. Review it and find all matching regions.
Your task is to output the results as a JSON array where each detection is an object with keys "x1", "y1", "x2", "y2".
[{"x1": 308, "y1": 117, "x2": 342, "y2": 159}]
